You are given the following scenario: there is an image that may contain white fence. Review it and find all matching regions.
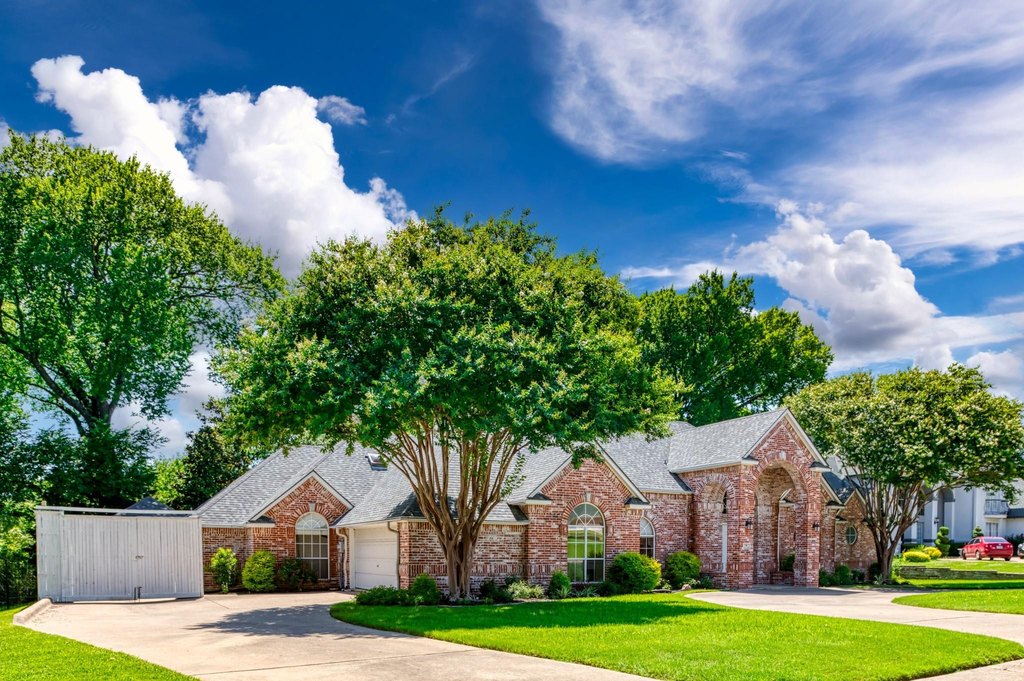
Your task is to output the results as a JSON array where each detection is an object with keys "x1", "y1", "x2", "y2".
[{"x1": 36, "y1": 507, "x2": 203, "y2": 602}]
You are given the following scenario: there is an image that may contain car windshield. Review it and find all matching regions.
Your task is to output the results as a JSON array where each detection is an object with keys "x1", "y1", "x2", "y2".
[{"x1": 986, "y1": 537, "x2": 1008, "y2": 543}]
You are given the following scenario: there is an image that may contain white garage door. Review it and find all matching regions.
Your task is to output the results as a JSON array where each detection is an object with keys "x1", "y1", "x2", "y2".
[{"x1": 352, "y1": 525, "x2": 398, "y2": 589}]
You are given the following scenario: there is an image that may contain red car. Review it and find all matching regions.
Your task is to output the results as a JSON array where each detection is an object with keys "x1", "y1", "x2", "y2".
[{"x1": 959, "y1": 536, "x2": 1014, "y2": 561}]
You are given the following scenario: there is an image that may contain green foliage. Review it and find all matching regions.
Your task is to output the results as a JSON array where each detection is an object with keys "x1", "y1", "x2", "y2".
[
  {"x1": 781, "y1": 553, "x2": 796, "y2": 571},
  {"x1": 208, "y1": 548, "x2": 237, "y2": 594},
  {"x1": 819, "y1": 569, "x2": 835, "y2": 587},
  {"x1": 833, "y1": 564, "x2": 853, "y2": 585},
  {"x1": 355, "y1": 586, "x2": 413, "y2": 606},
  {"x1": 241, "y1": 550, "x2": 277, "y2": 592},
  {"x1": 219, "y1": 209, "x2": 677, "y2": 598},
  {"x1": 0, "y1": 134, "x2": 282, "y2": 501},
  {"x1": 786, "y1": 365, "x2": 1024, "y2": 579},
  {"x1": 903, "y1": 550, "x2": 931, "y2": 563},
  {"x1": 409, "y1": 573, "x2": 442, "y2": 605},
  {"x1": 664, "y1": 551, "x2": 701, "y2": 589},
  {"x1": 479, "y1": 578, "x2": 513, "y2": 604},
  {"x1": 151, "y1": 458, "x2": 185, "y2": 509},
  {"x1": 636, "y1": 271, "x2": 832, "y2": 425},
  {"x1": 505, "y1": 579, "x2": 544, "y2": 600},
  {"x1": 275, "y1": 557, "x2": 316, "y2": 591},
  {"x1": 923, "y1": 546, "x2": 942, "y2": 560},
  {"x1": 157, "y1": 402, "x2": 264, "y2": 510},
  {"x1": 607, "y1": 551, "x2": 661, "y2": 594},
  {"x1": 548, "y1": 570, "x2": 572, "y2": 599},
  {"x1": 0, "y1": 502, "x2": 35, "y2": 607},
  {"x1": 935, "y1": 526, "x2": 952, "y2": 557},
  {"x1": 974, "y1": 526, "x2": 984, "y2": 538}
]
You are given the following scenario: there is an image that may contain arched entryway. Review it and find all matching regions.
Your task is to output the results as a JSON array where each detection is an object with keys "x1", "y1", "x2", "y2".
[{"x1": 754, "y1": 464, "x2": 807, "y2": 585}]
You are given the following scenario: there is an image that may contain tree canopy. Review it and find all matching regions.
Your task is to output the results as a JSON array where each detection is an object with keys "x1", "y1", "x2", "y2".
[
  {"x1": 786, "y1": 364, "x2": 1024, "y2": 578},
  {"x1": 637, "y1": 271, "x2": 832, "y2": 425},
  {"x1": 219, "y1": 209, "x2": 678, "y2": 597},
  {"x1": 0, "y1": 134, "x2": 283, "y2": 437}
]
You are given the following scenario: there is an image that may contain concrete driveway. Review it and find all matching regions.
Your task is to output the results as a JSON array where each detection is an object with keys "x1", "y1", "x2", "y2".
[
  {"x1": 26, "y1": 591, "x2": 646, "y2": 681},
  {"x1": 690, "y1": 587, "x2": 1024, "y2": 680}
]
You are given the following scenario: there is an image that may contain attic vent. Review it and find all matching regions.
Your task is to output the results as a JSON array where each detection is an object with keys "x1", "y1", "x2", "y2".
[{"x1": 366, "y1": 453, "x2": 387, "y2": 471}]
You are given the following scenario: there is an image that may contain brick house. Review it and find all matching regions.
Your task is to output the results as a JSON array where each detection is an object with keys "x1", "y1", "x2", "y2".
[{"x1": 196, "y1": 408, "x2": 874, "y2": 592}]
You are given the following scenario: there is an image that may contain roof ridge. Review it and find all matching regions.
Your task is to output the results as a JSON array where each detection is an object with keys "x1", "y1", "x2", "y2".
[{"x1": 194, "y1": 449, "x2": 284, "y2": 513}]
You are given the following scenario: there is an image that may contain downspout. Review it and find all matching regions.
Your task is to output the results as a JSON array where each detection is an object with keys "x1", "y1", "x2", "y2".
[
  {"x1": 386, "y1": 521, "x2": 401, "y2": 587},
  {"x1": 338, "y1": 534, "x2": 348, "y2": 590}
]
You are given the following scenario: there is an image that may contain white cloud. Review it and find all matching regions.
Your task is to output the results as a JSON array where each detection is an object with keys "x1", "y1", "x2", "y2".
[
  {"x1": 30, "y1": 56, "x2": 415, "y2": 275},
  {"x1": 536, "y1": 1, "x2": 1024, "y2": 257},
  {"x1": 112, "y1": 404, "x2": 188, "y2": 457},
  {"x1": 623, "y1": 203, "x2": 1024, "y2": 373},
  {"x1": 966, "y1": 349, "x2": 1024, "y2": 398},
  {"x1": 317, "y1": 95, "x2": 367, "y2": 125}
]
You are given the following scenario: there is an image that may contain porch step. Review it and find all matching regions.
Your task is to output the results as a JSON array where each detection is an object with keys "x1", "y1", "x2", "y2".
[{"x1": 770, "y1": 571, "x2": 794, "y2": 585}]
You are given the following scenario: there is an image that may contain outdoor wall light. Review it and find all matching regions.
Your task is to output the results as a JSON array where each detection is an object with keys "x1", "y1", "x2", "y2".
[
  {"x1": 745, "y1": 518, "x2": 753, "y2": 529},
  {"x1": 812, "y1": 522, "x2": 820, "y2": 531}
]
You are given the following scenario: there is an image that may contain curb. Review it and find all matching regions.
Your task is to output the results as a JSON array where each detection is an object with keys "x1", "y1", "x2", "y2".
[{"x1": 12, "y1": 598, "x2": 52, "y2": 626}]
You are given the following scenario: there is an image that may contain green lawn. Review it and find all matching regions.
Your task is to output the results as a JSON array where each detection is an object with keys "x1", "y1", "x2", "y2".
[
  {"x1": 331, "y1": 593, "x2": 1023, "y2": 681},
  {"x1": 895, "y1": 589, "x2": 1024, "y2": 615},
  {"x1": 906, "y1": 578, "x2": 1024, "y2": 590},
  {"x1": 925, "y1": 557, "x2": 1024, "y2": 573},
  {"x1": 0, "y1": 605, "x2": 194, "y2": 681}
]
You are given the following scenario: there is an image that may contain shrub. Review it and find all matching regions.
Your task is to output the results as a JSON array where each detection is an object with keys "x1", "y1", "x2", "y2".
[
  {"x1": 935, "y1": 526, "x2": 952, "y2": 557},
  {"x1": 607, "y1": 552, "x2": 661, "y2": 594},
  {"x1": 689, "y1": 575, "x2": 716, "y2": 590},
  {"x1": 833, "y1": 564, "x2": 853, "y2": 586},
  {"x1": 868, "y1": 562, "x2": 881, "y2": 581},
  {"x1": 409, "y1": 573, "x2": 441, "y2": 605},
  {"x1": 276, "y1": 557, "x2": 316, "y2": 591},
  {"x1": 479, "y1": 578, "x2": 512, "y2": 604},
  {"x1": 902, "y1": 549, "x2": 931, "y2": 563},
  {"x1": 506, "y1": 579, "x2": 544, "y2": 600},
  {"x1": 548, "y1": 571, "x2": 572, "y2": 599},
  {"x1": 355, "y1": 586, "x2": 413, "y2": 606},
  {"x1": 663, "y1": 551, "x2": 701, "y2": 589},
  {"x1": 209, "y1": 547, "x2": 238, "y2": 594},
  {"x1": 818, "y1": 569, "x2": 835, "y2": 587},
  {"x1": 241, "y1": 550, "x2": 277, "y2": 592},
  {"x1": 973, "y1": 526, "x2": 984, "y2": 538},
  {"x1": 851, "y1": 569, "x2": 865, "y2": 584},
  {"x1": 781, "y1": 553, "x2": 796, "y2": 571},
  {"x1": 923, "y1": 546, "x2": 942, "y2": 560}
]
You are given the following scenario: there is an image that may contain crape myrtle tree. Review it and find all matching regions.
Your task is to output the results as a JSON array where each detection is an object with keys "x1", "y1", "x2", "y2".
[
  {"x1": 0, "y1": 134, "x2": 282, "y2": 499},
  {"x1": 218, "y1": 209, "x2": 678, "y2": 598},
  {"x1": 637, "y1": 271, "x2": 832, "y2": 425},
  {"x1": 786, "y1": 365, "x2": 1024, "y2": 580}
]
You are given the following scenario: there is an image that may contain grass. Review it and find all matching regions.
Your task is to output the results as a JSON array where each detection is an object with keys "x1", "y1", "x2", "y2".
[
  {"x1": 906, "y1": 578, "x2": 1024, "y2": 590},
  {"x1": 925, "y1": 557, "x2": 1024, "y2": 573},
  {"x1": 331, "y1": 592, "x2": 1023, "y2": 681},
  {"x1": 895, "y1": 589, "x2": 1024, "y2": 615},
  {"x1": 0, "y1": 605, "x2": 194, "y2": 681}
]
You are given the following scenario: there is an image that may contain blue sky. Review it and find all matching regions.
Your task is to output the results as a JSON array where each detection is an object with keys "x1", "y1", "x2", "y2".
[{"x1": 2, "y1": 1, "x2": 1023, "y2": 454}]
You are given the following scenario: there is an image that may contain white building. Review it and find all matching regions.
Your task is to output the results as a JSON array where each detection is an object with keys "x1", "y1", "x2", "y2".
[{"x1": 906, "y1": 481, "x2": 1024, "y2": 544}]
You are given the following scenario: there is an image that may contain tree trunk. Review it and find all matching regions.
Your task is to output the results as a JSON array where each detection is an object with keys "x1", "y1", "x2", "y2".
[{"x1": 442, "y1": 532, "x2": 476, "y2": 600}]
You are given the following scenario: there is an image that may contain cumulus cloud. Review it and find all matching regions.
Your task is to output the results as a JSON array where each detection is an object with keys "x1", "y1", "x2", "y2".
[
  {"x1": 623, "y1": 203, "x2": 1024, "y2": 374},
  {"x1": 30, "y1": 55, "x2": 415, "y2": 275},
  {"x1": 317, "y1": 95, "x2": 367, "y2": 125},
  {"x1": 536, "y1": 1, "x2": 1024, "y2": 257},
  {"x1": 966, "y1": 349, "x2": 1024, "y2": 398}
]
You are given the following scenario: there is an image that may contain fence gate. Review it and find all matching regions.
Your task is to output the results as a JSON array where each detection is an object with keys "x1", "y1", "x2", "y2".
[{"x1": 35, "y1": 507, "x2": 203, "y2": 603}]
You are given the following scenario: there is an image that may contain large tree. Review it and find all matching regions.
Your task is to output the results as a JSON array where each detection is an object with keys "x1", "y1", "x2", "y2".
[
  {"x1": 786, "y1": 365, "x2": 1024, "y2": 579},
  {"x1": 636, "y1": 271, "x2": 832, "y2": 425},
  {"x1": 0, "y1": 133, "x2": 283, "y2": 441},
  {"x1": 218, "y1": 210, "x2": 677, "y2": 598}
]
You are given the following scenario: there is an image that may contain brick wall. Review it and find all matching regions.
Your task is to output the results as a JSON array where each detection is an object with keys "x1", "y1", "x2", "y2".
[
  {"x1": 398, "y1": 521, "x2": 527, "y2": 590},
  {"x1": 524, "y1": 458, "x2": 643, "y2": 585},
  {"x1": 200, "y1": 476, "x2": 349, "y2": 592},
  {"x1": 645, "y1": 492, "x2": 692, "y2": 563},
  {"x1": 833, "y1": 495, "x2": 874, "y2": 572}
]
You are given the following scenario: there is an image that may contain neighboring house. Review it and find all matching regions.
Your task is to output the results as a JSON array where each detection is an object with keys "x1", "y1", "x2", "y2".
[
  {"x1": 906, "y1": 480, "x2": 1024, "y2": 545},
  {"x1": 196, "y1": 408, "x2": 875, "y2": 592}
]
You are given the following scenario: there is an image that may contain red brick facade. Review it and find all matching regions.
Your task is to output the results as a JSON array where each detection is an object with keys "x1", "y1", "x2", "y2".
[{"x1": 201, "y1": 416, "x2": 872, "y2": 592}]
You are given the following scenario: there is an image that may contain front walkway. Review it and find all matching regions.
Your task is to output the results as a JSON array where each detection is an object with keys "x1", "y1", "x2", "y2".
[
  {"x1": 26, "y1": 591, "x2": 646, "y2": 681},
  {"x1": 690, "y1": 587, "x2": 1024, "y2": 679}
]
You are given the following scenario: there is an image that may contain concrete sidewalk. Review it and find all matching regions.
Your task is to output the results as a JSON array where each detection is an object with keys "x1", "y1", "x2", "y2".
[
  {"x1": 690, "y1": 587, "x2": 1024, "y2": 679},
  {"x1": 26, "y1": 591, "x2": 646, "y2": 681}
]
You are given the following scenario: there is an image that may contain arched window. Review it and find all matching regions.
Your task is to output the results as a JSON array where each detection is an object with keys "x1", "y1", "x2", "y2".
[
  {"x1": 640, "y1": 517, "x2": 656, "y2": 559},
  {"x1": 567, "y1": 503, "x2": 605, "y2": 582},
  {"x1": 846, "y1": 525, "x2": 858, "y2": 546},
  {"x1": 296, "y1": 513, "x2": 329, "y2": 579}
]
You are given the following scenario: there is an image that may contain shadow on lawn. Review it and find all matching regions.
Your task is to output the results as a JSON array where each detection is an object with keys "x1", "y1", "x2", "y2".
[{"x1": 334, "y1": 594, "x2": 731, "y2": 632}]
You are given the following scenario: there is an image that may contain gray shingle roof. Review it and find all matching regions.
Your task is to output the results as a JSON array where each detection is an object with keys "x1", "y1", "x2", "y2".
[
  {"x1": 666, "y1": 409, "x2": 787, "y2": 472},
  {"x1": 199, "y1": 408, "x2": 846, "y2": 527},
  {"x1": 823, "y1": 471, "x2": 857, "y2": 504}
]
